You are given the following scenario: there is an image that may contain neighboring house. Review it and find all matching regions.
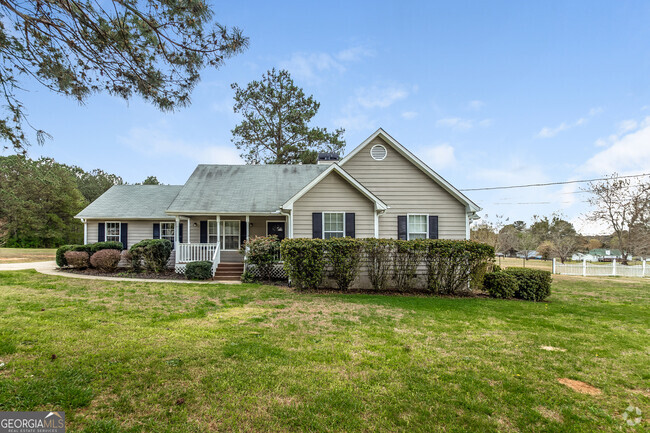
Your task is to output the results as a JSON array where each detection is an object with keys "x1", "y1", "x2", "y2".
[
  {"x1": 571, "y1": 252, "x2": 599, "y2": 262},
  {"x1": 587, "y1": 249, "x2": 632, "y2": 262},
  {"x1": 516, "y1": 250, "x2": 542, "y2": 260},
  {"x1": 76, "y1": 128, "x2": 481, "y2": 275}
]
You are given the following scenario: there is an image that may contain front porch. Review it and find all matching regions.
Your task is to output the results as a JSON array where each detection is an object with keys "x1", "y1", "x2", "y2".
[{"x1": 170, "y1": 214, "x2": 290, "y2": 277}]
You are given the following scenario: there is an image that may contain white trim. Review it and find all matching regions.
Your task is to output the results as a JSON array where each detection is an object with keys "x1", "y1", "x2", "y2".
[
  {"x1": 83, "y1": 220, "x2": 88, "y2": 244},
  {"x1": 266, "y1": 220, "x2": 286, "y2": 239},
  {"x1": 339, "y1": 128, "x2": 481, "y2": 212},
  {"x1": 78, "y1": 217, "x2": 177, "y2": 221},
  {"x1": 166, "y1": 211, "x2": 283, "y2": 217},
  {"x1": 246, "y1": 215, "x2": 250, "y2": 242},
  {"x1": 281, "y1": 164, "x2": 388, "y2": 212},
  {"x1": 105, "y1": 221, "x2": 121, "y2": 243},
  {"x1": 322, "y1": 211, "x2": 345, "y2": 239},
  {"x1": 374, "y1": 212, "x2": 379, "y2": 238},
  {"x1": 407, "y1": 213, "x2": 428, "y2": 240}
]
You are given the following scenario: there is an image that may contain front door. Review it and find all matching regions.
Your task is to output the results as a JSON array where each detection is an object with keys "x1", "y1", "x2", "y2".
[{"x1": 267, "y1": 221, "x2": 286, "y2": 240}]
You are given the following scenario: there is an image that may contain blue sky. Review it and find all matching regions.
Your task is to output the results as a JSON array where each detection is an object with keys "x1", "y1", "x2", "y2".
[{"x1": 10, "y1": 1, "x2": 650, "y2": 234}]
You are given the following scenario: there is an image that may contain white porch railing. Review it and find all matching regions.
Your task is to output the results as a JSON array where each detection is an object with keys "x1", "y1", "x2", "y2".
[
  {"x1": 211, "y1": 244, "x2": 221, "y2": 277},
  {"x1": 176, "y1": 243, "x2": 220, "y2": 263}
]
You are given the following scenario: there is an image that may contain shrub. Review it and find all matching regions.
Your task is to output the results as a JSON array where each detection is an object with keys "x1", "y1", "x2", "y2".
[
  {"x1": 424, "y1": 240, "x2": 495, "y2": 295},
  {"x1": 392, "y1": 240, "x2": 425, "y2": 291},
  {"x1": 89, "y1": 249, "x2": 121, "y2": 272},
  {"x1": 240, "y1": 270, "x2": 256, "y2": 283},
  {"x1": 130, "y1": 239, "x2": 172, "y2": 273},
  {"x1": 242, "y1": 236, "x2": 280, "y2": 281},
  {"x1": 504, "y1": 267, "x2": 552, "y2": 301},
  {"x1": 326, "y1": 237, "x2": 363, "y2": 290},
  {"x1": 56, "y1": 245, "x2": 74, "y2": 267},
  {"x1": 64, "y1": 251, "x2": 90, "y2": 269},
  {"x1": 185, "y1": 261, "x2": 212, "y2": 280},
  {"x1": 364, "y1": 238, "x2": 393, "y2": 290},
  {"x1": 280, "y1": 238, "x2": 326, "y2": 290},
  {"x1": 483, "y1": 271, "x2": 518, "y2": 299},
  {"x1": 91, "y1": 241, "x2": 124, "y2": 253}
]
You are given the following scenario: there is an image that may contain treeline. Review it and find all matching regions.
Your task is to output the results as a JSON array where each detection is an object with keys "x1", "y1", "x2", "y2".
[{"x1": 0, "y1": 155, "x2": 126, "y2": 247}]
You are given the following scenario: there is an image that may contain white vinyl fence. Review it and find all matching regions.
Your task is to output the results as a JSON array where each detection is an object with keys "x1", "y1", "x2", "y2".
[{"x1": 553, "y1": 258, "x2": 648, "y2": 277}]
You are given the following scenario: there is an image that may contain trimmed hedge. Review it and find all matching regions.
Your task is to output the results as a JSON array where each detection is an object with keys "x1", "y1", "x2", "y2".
[
  {"x1": 327, "y1": 238, "x2": 363, "y2": 290},
  {"x1": 185, "y1": 261, "x2": 212, "y2": 280},
  {"x1": 90, "y1": 249, "x2": 121, "y2": 272},
  {"x1": 280, "y1": 238, "x2": 326, "y2": 290},
  {"x1": 56, "y1": 244, "x2": 94, "y2": 267},
  {"x1": 91, "y1": 241, "x2": 124, "y2": 253},
  {"x1": 483, "y1": 271, "x2": 518, "y2": 299},
  {"x1": 129, "y1": 239, "x2": 172, "y2": 273},
  {"x1": 424, "y1": 240, "x2": 495, "y2": 294},
  {"x1": 64, "y1": 251, "x2": 90, "y2": 269},
  {"x1": 504, "y1": 267, "x2": 552, "y2": 301},
  {"x1": 280, "y1": 238, "x2": 495, "y2": 294}
]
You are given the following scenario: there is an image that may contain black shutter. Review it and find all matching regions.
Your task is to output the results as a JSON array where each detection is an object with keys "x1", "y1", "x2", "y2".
[
  {"x1": 98, "y1": 223, "x2": 105, "y2": 242},
  {"x1": 153, "y1": 223, "x2": 160, "y2": 239},
  {"x1": 429, "y1": 216, "x2": 439, "y2": 239},
  {"x1": 345, "y1": 213, "x2": 355, "y2": 238},
  {"x1": 120, "y1": 223, "x2": 128, "y2": 249},
  {"x1": 397, "y1": 215, "x2": 407, "y2": 240},
  {"x1": 179, "y1": 223, "x2": 183, "y2": 244},
  {"x1": 240, "y1": 221, "x2": 247, "y2": 246},
  {"x1": 200, "y1": 221, "x2": 208, "y2": 243},
  {"x1": 312, "y1": 213, "x2": 323, "y2": 239}
]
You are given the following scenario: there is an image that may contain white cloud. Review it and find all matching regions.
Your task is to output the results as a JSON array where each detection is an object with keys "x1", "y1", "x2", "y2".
[
  {"x1": 279, "y1": 46, "x2": 374, "y2": 83},
  {"x1": 118, "y1": 126, "x2": 242, "y2": 164},
  {"x1": 424, "y1": 143, "x2": 456, "y2": 169},
  {"x1": 401, "y1": 111, "x2": 418, "y2": 120},
  {"x1": 537, "y1": 107, "x2": 602, "y2": 138},
  {"x1": 355, "y1": 85, "x2": 409, "y2": 109},
  {"x1": 581, "y1": 117, "x2": 650, "y2": 175},
  {"x1": 467, "y1": 100, "x2": 485, "y2": 111},
  {"x1": 435, "y1": 117, "x2": 492, "y2": 131},
  {"x1": 617, "y1": 119, "x2": 638, "y2": 133}
]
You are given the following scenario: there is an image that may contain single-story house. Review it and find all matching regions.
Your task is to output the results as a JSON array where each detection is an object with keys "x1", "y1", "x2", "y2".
[
  {"x1": 76, "y1": 128, "x2": 481, "y2": 277},
  {"x1": 587, "y1": 248, "x2": 632, "y2": 262}
]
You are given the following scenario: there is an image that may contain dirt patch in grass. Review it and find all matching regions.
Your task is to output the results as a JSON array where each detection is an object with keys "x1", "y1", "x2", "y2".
[
  {"x1": 537, "y1": 406, "x2": 562, "y2": 422},
  {"x1": 540, "y1": 346, "x2": 566, "y2": 352},
  {"x1": 558, "y1": 378, "x2": 602, "y2": 395}
]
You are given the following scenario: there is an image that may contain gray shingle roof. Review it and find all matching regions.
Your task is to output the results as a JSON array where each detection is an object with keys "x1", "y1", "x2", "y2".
[
  {"x1": 76, "y1": 185, "x2": 183, "y2": 219},
  {"x1": 167, "y1": 164, "x2": 328, "y2": 214}
]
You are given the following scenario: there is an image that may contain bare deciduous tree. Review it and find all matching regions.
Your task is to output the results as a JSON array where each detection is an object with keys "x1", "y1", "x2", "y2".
[{"x1": 585, "y1": 174, "x2": 650, "y2": 264}]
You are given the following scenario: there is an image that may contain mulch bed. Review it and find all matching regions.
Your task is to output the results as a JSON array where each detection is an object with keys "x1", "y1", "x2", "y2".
[{"x1": 59, "y1": 268, "x2": 187, "y2": 280}]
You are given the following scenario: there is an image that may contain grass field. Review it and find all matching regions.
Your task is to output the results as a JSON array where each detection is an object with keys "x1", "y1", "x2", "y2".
[
  {"x1": 0, "y1": 271, "x2": 647, "y2": 432},
  {"x1": 0, "y1": 247, "x2": 56, "y2": 263}
]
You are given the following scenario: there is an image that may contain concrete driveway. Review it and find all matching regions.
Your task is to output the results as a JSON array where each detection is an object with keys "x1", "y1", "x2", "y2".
[{"x1": 0, "y1": 261, "x2": 56, "y2": 272}]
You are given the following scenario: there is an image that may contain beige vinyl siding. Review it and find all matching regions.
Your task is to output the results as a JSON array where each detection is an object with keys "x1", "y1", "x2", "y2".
[
  {"x1": 86, "y1": 219, "x2": 187, "y2": 249},
  {"x1": 293, "y1": 171, "x2": 375, "y2": 238},
  {"x1": 342, "y1": 137, "x2": 467, "y2": 240}
]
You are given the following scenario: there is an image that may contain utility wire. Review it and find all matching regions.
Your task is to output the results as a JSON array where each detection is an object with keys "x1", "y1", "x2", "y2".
[{"x1": 460, "y1": 173, "x2": 650, "y2": 192}]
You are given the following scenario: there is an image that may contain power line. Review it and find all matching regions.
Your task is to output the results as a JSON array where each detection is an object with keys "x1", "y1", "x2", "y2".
[{"x1": 460, "y1": 173, "x2": 650, "y2": 192}]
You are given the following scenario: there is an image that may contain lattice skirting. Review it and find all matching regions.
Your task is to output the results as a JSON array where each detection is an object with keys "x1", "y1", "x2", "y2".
[
  {"x1": 175, "y1": 264, "x2": 187, "y2": 274},
  {"x1": 246, "y1": 263, "x2": 287, "y2": 280}
]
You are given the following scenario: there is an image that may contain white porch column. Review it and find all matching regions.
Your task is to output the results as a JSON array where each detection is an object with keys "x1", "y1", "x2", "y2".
[
  {"x1": 174, "y1": 215, "x2": 180, "y2": 245},
  {"x1": 83, "y1": 220, "x2": 88, "y2": 244},
  {"x1": 216, "y1": 215, "x2": 221, "y2": 246},
  {"x1": 187, "y1": 218, "x2": 191, "y2": 243},
  {"x1": 246, "y1": 215, "x2": 250, "y2": 242}
]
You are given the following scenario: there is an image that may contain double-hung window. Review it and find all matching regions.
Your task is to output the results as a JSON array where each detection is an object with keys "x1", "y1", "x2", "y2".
[
  {"x1": 106, "y1": 222, "x2": 120, "y2": 243},
  {"x1": 208, "y1": 221, "x2": 218, "y2": 244},
  {"x1": 323, "y1": 212, "x2": 344, "y2": 239},
  {"x1": 222, "y1": 221, "x2": 240, "y2": 250},
  {"x1": 408, "y1": 215, "x2": 428, "y2": 240},
  {"x1": 161, "y1": 222, "x2": 174, "y2": 244}
]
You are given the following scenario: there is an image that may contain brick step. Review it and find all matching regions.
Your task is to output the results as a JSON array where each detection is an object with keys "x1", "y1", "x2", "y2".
[
  {"x1": 217, "y1": 265, "x2": 244, "y2": 270},
  {"x1": 214, "y1": 271, "x2": 243, "y2": 276}
]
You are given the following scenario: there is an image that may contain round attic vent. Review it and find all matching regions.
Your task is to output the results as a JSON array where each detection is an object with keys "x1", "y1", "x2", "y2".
[{"x1": 370, "y1": 144, "x2": 387, "y2": 160}]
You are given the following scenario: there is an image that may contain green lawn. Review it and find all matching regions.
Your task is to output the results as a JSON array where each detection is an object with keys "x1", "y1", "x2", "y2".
[
  {"x1": 0, "y1": 271, "x2": 647, "y2": 432},
  {"x1": 0, "y1": 247, "x2": 56, "y2": 263}
]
